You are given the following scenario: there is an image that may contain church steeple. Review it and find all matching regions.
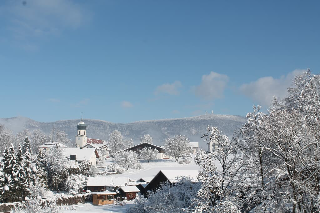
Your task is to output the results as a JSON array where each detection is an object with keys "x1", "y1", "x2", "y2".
[{"x1": 76, "y1": 119, "x2": 87, "y2": 148}]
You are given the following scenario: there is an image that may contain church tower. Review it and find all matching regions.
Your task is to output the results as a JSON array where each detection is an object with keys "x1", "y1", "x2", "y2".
[{"x1": 76, "y1": 120, "x2": 87, "y2": 148}]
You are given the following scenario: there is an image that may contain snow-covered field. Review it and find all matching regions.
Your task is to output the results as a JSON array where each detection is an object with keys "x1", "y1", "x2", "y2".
[
  {"x1": 61, "y1": 202, "x2": 134, "y2": 213},
  {"x1": 103, "y1": 158, "x2": 200, "y2": 180},
  {"x1": 62, "y1": 158, "x2": 200, "y2": 213}
]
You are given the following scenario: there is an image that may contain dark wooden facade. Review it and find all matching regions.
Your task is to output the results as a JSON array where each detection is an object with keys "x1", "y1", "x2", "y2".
[
  {"x1": 118, "y1": 189, "x2": 138, "y2": 200},
  {"x1": 118, "y1": 186, "x2": 140, "y2": 200},
  {"x1": 87, "y1": 186, "x2": 106, "y2": 192},
  {"x1": 126, "y1": 143, "x2": 165, "y2": 153},
  {"x1": 144, "y1": 171, "x2": 171, "y2": 195}
]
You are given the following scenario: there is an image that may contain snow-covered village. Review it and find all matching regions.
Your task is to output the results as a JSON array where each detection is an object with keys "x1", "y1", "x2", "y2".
[{"x1": 1, "y1": 0, "x2": 320, "y2": 212}]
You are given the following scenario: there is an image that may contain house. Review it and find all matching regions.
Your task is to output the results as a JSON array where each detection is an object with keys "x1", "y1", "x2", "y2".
[
  {"x1": 125, "y1": 143, "x2": 167, "y2": 159},
  {"x1": 118, "y1": 186, "x2": 140, "y2": 200},
  {"x1": 38, "y1": 142, "x2": 67, "y2": 151},
  {"x1": 92, "y1": 191, "x2": 117, "y2": 205},
  {"x1": 144, "y1": 170, "x2": 199, "y2": 194},
  {"x1": 189, "y1": 142, "x2": 199, "y2": 154},
  {"x1": 86, "y1": 176, "x2": 130, "y2": 192},
  {"x1": 62, "y1": 148, "x2": 97, "y2": 166},
  {"x1": 84, "y1": 138, "x2": 110, "y2": 158}
]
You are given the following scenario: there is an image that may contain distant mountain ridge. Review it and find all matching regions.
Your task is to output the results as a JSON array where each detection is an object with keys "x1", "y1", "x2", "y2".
[{"x1": 0, "y1": 115, "x2": 246, "y2": 149}]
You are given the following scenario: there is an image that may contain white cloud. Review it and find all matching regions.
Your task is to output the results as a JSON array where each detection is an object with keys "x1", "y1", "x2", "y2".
[
  {"x1": 3, "y1": 0, "x2": 90, "y2": 42},
  {"x1": 154, "y1": 81, "x2": 182, "y2": 96},
  {"x1": 193, "y1": 72, "x2": 229, "y2": 100},
  {"x1": 240, "y1": 69, "x2": 306, "y2": 106},
  {"x1": 48, "y1": 98, "x2": 60, "y2": 103},
  {"x1": 121, "y1": 101, "x2": 133, "y2": 108}
]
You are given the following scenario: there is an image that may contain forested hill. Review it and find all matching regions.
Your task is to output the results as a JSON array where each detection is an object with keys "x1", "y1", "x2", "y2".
[{"x1": 0, "y1": 114, "x2": 246, "y2": 148}]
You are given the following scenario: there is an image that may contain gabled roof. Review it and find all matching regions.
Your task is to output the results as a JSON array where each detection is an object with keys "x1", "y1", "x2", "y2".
[
  {"x1": 62, "y1": 148, "x2": 96, "y2": 161},
  {"x1": 136, "y1": 176, "x2": 154, "y2": 183},
  {"x1": 126, "y1": 142, "x2": 165, "y2": 153},
  {"x1": 87, "y1": 138, "x2": 105, "y2": 144},
  {"x1": 87, "y1": 176, "x2": 130, "y2": 187},
  {"x1": 159, "y1": 169, "x2": 199, "y2": 183},
  {"x1": 39, "y1": 142, "x2": 67, "y2": 149},
  {"x1": 144, "y1": 169, "x2": 200, "y2": 193},
  {"x1": 91, "y1": 190, "x2": 117, "y2": 195},
  {"x1": 120, "y1": 186, "x2": 140, "y2": 193}
]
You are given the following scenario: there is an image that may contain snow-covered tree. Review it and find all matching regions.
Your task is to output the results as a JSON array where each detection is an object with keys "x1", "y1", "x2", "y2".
[
  {"x1": 13, "y1": 198, "x2": 59, "y2": 213},
  {"x1": 30, "y1": 129, "x2": 50, "y2": 153},
  {"x1": 195, "y1": 126, "x2": 243, "y2": 212},
  {"x1": 51, "y1": 130, "x2": 72, "y2": 147},
  {"x1": 1, "y1": 144, "x2": 16, "y2": 202},
  {"x1": 127, "y1": 177, "x2": 200, "y2": 213},
  {"x1": 13, "y1": 144, "x2": 25, "y2": 201},
  {"x1": 164, "y1": 135, "x2": 192, "y2": 161},
  {"x1": 110, "y1": 150, "x2": 141, "y2": 173},
  {"x1": 138, "y1": 147, "x2": 159, "y2": 162},
  {"x1": 107, "y1": 130, "x2": 132, "y2": 156},
  {"x1": 15, "y1": 129, "x2": 29, "y2": 148},
  {"x1": 66, "y1": 174, "x2": 87, "y2": 195},
  {"x1": 140, "y1": 134, "x2": 153, "y2": 144},
  {"x1": 192, "y1": 70, "x2": 320, "y2": 212},
  {"x1": 0, "y1": 126, "x2": 14, "y2": 154},
  {"x1": 44, "y1": 146, "x2": 68, "y2": 191}
]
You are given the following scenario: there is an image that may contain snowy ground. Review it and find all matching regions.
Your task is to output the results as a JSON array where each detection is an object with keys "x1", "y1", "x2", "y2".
[
  {"x1": 61, "y1": 202, "x2": 134, "y2": 213},
  {"x1": 62, "y1": 158, "x2": 200, "y2": 212},
  {"x1": 107, "y1": 158, "x2": 200, "y2": 181}
]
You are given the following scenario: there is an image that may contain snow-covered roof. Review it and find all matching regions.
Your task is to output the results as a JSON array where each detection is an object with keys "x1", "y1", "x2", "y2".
[
  {"x1": 62, "y1": 148, "x2": 96, "y2": 161},
  {"x1": 87, "y1": 138, "x2": 106, "y2": 145},
  {"x1": 120, "y1": 186, "x2": 140, "y2": 193},
  {"x1": 84, "y1": 144, "x2": 104, "y2": 149},
  {"x1": 87, "y1": 176, "x2": 130, "y2": 187},
  {"x1": 137, "y1": 176, "x2": 154, "y2": 183},
  {"x1": 189, "y1": 142, "x2": 199, "y2": 148},
  {"x1": 160, "y1": 170, "x2": 199, "y2": 183},
  {"x1": 91, "y1": 190, "x2": 117, "y2": 195},
  {"x1": 39, "y1": 142, "x2": 67, "y2": 149}
]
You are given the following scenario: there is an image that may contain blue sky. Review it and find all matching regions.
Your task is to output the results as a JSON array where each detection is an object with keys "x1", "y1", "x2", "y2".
[{"x1": 0, "y1": 0, "x2": 319, "y2": 123}]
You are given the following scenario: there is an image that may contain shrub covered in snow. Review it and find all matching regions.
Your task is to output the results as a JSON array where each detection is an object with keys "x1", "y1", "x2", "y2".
[
  {"x1": 127, "y1": 178, "x2": 200, "y2": 213},
  {"x1": 66, "y1": 174, "x2": 87, "y2": 195}
]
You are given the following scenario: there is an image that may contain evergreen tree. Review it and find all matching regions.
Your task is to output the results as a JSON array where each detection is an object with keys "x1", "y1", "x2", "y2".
[
  {"x1": 35, "y1": 150, "x2": 48, "y2": 187},
  {"x1": 0, "y1": 126, "x2": 14, "y2": 154},
  {"x1": 22, "y1": 136, "x2": 31, "y2": 155},
  {"x1": 45, "y1": 146, "x2": 68, "y2": 191},
  {"x1": 13, "y1": 144, "x2": 25, "y2": 201},
  {"x1": 22, "y1": 149, "x2": 33, "y2": 199},
  {"x1": 1, "y1": 144, "x2": 16, "y2": 202}
]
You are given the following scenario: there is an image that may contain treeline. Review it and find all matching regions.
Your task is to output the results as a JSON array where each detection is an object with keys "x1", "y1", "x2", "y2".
[
  {"x1": 0, "y1": 137, "x2": 93, "y2": 203},
  {"x1": 128, "y1": 70, "x2": 320, "y2": 213}
]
